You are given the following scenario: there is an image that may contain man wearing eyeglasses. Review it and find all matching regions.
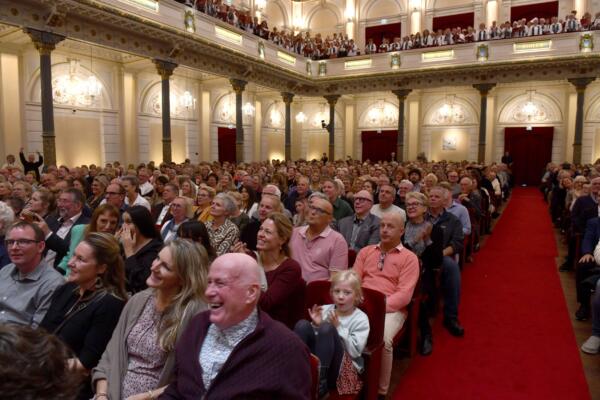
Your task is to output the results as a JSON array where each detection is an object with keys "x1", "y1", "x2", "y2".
[
  {"x1": 352, "y1": 212, "x2": 419, "y2": 399},
  {"x1": 0, "y1": 221, "x2": 63, "y2": 327},
  {"x1": 335, "y1": 190, "x2": 380, "y2": 252},
  {"x1": 289, "y1": 196, "x2": 348, "y2": 282}
]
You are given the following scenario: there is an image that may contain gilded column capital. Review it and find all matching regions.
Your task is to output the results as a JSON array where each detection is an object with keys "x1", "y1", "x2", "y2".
[
  {"x1": 568, "y1": 77, "x2": 596, "y2": 93},
  {"x1": 391, "y1": 89, "x2": 412, "y2": 100},
  {"x1": 473, "y1": 83, "x2": 496, "y2": 96},
  {"x1": 230, "y1": 79, "x2": 247, "y2": 94},
  {"x1": 153, "y1": 59, "x2": 178, "y2": 80},
  {"x1": 24, "y1": 28, "x2": 65, "y2": 55},
  {"x1": 324, "y1": 94, "x2": 340, "y2": 106},
  {"x1": 281, "y1": 92, "x2": 294, "y2": 105}
]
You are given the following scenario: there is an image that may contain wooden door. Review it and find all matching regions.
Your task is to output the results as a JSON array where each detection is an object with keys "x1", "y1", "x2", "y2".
[
  {"x1": 504, "y1": 127, "x2": 553, "y2": 186},
  {"x1": 361, "y1": 130, "x2": 398, "y2": 162},
  {"x1": 218, "y1": 127, "x2": 236, "y2": 163}
]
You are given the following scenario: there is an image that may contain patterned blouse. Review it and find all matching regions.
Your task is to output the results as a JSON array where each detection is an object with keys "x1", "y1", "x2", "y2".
[
  {"x1": 206, "y1": 219, "x2": 240, "y2": 256},
  {"x1": 121, "y1": 295, "x2": 167, "y2": 399}
]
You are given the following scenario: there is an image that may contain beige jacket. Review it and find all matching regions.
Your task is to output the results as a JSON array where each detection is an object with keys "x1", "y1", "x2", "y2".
[{"x1": 91, "y1": 289, "x2": 206, "y2": 400}]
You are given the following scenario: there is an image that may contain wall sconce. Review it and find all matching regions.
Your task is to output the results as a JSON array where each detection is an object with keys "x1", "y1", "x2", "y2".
[
  {"x1": 580, "y1": 33, "x2": 593, "y2": 52},
  {"x1": 255, "y1": 0, "x2": 266, "y2": 10},
  {"x1": 184, "y1": 9, "x2": 196, "y2": 33},
  {"x1": 409, "y1": 0, "x2": 421, "y2": 12},
  {"x1": 242, "y1": 102, "x2": 255, "y2": 116},
  {"x1": 344, "y1": 8, "x2": 354, "y2": 22},
  {"x1": 318, "y1": 61, "x2": 327, "y2": 77},
  {"x1": 476, "y1": 44, "x2": 489, "y2": 61}
]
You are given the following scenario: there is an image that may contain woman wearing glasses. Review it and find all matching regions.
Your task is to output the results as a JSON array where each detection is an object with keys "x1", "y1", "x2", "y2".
[
  {"x1": 40, "y1": 232, "x2": 127, "y2": 400},
  {"x1": 92, "y1": 239, "x2": 209, "y2": 400},
  {"x1": 403, "y1": 192, "x2": 443, "y2": 356}
]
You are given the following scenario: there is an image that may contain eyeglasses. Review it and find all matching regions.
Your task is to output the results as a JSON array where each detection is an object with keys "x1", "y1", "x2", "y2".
[
  {"x1": 406, "y1": 202, "x2": 424, "y2": 208},
  {"x1": 5, "y1": 239, "x2": 41, "y2": 247},
  {"x1": 309, "y1": 205, "x2": 331, "y2": 216},
  {"x1": 106, "y1": 191, "x2": 123, "y2": 196},
  {"x1": 354, "y1": 197, "x2": 372, "y2": 203}
]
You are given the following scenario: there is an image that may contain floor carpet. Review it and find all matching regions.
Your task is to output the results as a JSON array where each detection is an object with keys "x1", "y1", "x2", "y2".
[{"x1": 391, "y1": 188, "x2": 591, "y2": 400}]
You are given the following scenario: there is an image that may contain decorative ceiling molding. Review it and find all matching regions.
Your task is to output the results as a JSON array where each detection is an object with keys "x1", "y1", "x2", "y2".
[{"x1": 2, "y1": 0, "x2": 600, "y2": 96}]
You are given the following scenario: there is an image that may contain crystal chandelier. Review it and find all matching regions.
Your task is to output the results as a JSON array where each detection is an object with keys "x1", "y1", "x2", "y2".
[{"x1": 53, "y1": 60, "x2": 102, "y2": 106}]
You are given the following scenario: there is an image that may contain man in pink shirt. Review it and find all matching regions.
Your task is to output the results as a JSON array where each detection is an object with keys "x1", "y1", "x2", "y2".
[
  {"x1": 290, "y1": 196, "x2": 348, "y2": 282},
  {"x1": 353, "y1": 212, "x2": 419, "y2": 399}
]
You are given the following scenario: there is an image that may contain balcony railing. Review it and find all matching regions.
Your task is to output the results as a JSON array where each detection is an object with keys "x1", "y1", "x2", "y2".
[{"x1": 100, "y1": 0, "x2": 598, "y2": 79}]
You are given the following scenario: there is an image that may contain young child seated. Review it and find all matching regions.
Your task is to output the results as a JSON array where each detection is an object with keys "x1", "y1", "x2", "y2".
[{"x1": 294, "y1": 270, "x2": 370, "y2": 398}]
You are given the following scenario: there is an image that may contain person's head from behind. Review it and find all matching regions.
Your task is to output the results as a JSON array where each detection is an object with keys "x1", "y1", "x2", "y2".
[
  {"x1": 6, "y1": 221, "x2": 45, "y2": 272},
  {"x1": 205, "y1": 253, "x2": 262, "y2": 330},
  {"x1": 330, "y1": 270, "x2": 363, "y2": 315},
  {"x1": 379, "y1": 212, "x2": 405, "y2": 249},
  {"x1": 257, "y1": 212, "x2": 292, "y2": 256},
  {"x1": 69, "y1": 232, "x2": 127, "y2": 299},
  {"x1": 122, "y1": 205, "x2": 159, "y2": 240},
  {"x1": 0, "y1": 324, "x2": 81, "y2": 400},
  {"x1": 88, "y1": 204, "x2": 120, "y2": 234},
  {"x1": 148, "y1": 239, "x2": 210, "y2": 349},
  {"x1": 177, "y1": 220, "x2": 217, "y2": 261}
]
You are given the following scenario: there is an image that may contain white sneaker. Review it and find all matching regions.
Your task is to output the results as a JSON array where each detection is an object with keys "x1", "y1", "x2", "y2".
[{"x1": 581, "y1": 336, "x2": 600, "y2": 354}]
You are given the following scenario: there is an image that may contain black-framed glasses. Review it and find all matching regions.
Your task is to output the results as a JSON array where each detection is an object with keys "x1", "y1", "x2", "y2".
[
  {"x1": 354, "y1": 197, "x2": 372, "y2": 203},
  {"x1": 5, "y1": 239, "x2": 41, "y2": 247},
  {"x1": 406, "y1": 202, "x2": 424, "y2": 208}
]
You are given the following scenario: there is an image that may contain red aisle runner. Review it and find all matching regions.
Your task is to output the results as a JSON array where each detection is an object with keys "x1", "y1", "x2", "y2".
[{"x1": 392, "y1": 188, "x2": 590, "y2": 400}]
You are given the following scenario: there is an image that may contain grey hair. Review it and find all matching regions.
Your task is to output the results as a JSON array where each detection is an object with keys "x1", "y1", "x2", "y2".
[
  {"x1": 0, "y1": 201, "x2": 15, "y2": 236},
  {"x1": 399, "y1": 179, "x2": 414, "y2": 189},
  {"x1": 309, "y1": 192, "x2": 329, "y2": 202},
  {"x1": 215, "y1": 193, "x2": 238, "y2": 215},
  {"x1": 262, "y1": 184, "x2": 281, "y2": 198}
]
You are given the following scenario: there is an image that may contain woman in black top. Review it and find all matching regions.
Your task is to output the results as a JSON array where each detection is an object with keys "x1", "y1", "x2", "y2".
[
  {"x1": 403, "y1": 192, "x2": 443, "y2": 356},
  {"x1": 40, "y1": 232, "x2": 127, "y2": 400},
  {"x1": 118, "y1": 205, "x2": 163, "y2": 294}
]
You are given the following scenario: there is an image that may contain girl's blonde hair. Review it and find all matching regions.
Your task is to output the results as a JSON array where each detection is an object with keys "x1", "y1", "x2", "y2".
[{"x1": 330, "y1": 270, "x2": 363, "y2": 305}]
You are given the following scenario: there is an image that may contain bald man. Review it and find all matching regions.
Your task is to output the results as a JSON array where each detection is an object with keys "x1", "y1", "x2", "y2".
[
  {"x1": 353, "y1": 213, "x2": 420, "y2": 398},
  {"x1": 161, "y1": 253, "x2": 311, "y2": 399},
  {"x1": 335, "y1": 190, "x2": 380, "y2": 252},
  {"x1": 290, "y1": 197, "x2": 349, "y2": 282}
]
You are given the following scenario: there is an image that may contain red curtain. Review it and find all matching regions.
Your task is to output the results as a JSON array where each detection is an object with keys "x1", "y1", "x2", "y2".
[
  {"x1": 361, "y1": 130, "x2": 398, "y2": 162},
  {"x1": 432, "y1": 12, "x2": 475, "y2": 32},
  {"x1": 218, "y1": 127, "x2": 236, "y2": 163},
  {"x1": 510, "y1": 1, "x2": 559, "y2": 23},
  {"x1": 504, "y1": 127, "x2": 553, "y2": 186},
  {"x1": 365, "y1": 23, "x2": 401, "y2": 48}
]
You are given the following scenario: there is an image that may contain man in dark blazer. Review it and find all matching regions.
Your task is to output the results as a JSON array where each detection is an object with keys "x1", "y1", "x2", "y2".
[
  {"x1": 335, "y1": 190, "x2": 380, "y2": 252},
  {"x1": 36, "y1": 188, "x2": 90, "y2": 273},
  {"x1": 161, "y1": 253, "x2": 311, "y2": 399},
  {"x1": 574, "y1": 216, "x2": 600, "y2": 320},
  {"x1": 151, "y1": 183, "x2": 177, "y2": 228}
]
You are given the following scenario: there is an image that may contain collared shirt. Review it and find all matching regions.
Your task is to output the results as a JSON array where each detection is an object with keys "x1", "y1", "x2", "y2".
[
  {"x1": 139, "y1": 181, "x2": 154, "y2": 197},
  {"x1": 289, "y1": 225, "x2": 348, "y2": 283},
  {"x1": 0, "y1": 261, "x2": 64, "y2": 327},
  {"x1": 45, "y1": 212, "x2": 82, "y2": 266},
  {"x1": 370, "y1": 203, "x2": 407, "y2": 223},
  {"x1": 447, "y1": 201, "x2": 472, "y2": 235},
  {"x1": 199, "y1": 309, "x2": 259, "y2": 389},
  {"x1": 125, "y1": 193, "x2": 151, "y2": 211},
  {"x1": 353, "y1": 243, "x2": 419, "y2": 314}
]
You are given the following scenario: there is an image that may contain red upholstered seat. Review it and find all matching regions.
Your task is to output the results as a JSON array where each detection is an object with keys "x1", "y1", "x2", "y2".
[
  {"x1": 304, "y1": 280, "x2": 385, "y2": 400},
  {"x1": 392, "y1": 271, "x2": 422, "y2": 358},
  {"x1": 348, "y1": 248, "x2": 357, "y2": 268}
]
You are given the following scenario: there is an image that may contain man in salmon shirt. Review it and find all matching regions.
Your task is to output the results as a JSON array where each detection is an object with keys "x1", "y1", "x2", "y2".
[{"x1": 353, "y1": 212, "x2": 419, "y2": 400}]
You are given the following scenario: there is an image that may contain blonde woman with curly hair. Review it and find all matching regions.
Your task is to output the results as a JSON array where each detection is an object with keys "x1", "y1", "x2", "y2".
[{"x1": 92, "y1": 239, "x2": 209, "y2": 400}]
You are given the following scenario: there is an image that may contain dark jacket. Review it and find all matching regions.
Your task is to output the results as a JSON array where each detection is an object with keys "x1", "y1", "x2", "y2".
[
  {"x1": 40, "y1": 282, "x2": 125, "y2": 400},
  {"x1": 125, "y1": 238, "x2": 163, "y2": 294},
  {"x1": 0, "y1": 236, "x2": 9, "y2": 270},
  {"x1": 19, "y1": 151, "x2": 43, "y2": 181},
  {"x1": 335, "y1": 213, "x2": 380, "y2": 251},
  {"x1": 582, "y1": 217, "x2": 600, "y2": 255},
  {"x1": 160, "y1": 310, "x2": 311, "y2": 400},
  {"x1": 284, "y1": 189, "x2": 312, "y2": 215},
  {"x1": 240, "y1": 217, "x2": 261, "y2": 251},
  {"x1": 429, "y1": 210, "x2": 464, "y2": 256},
  {"x1": 45, "y1": 213, "x2": 91, "y2": 271},
  {"x1": 571, "y1": 195, "x2": 599, "y2": 234}
]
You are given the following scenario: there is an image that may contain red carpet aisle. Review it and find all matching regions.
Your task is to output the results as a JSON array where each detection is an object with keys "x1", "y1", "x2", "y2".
[{"x1": 392, "y1": 188, "x2": 590, "y2": 400}]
